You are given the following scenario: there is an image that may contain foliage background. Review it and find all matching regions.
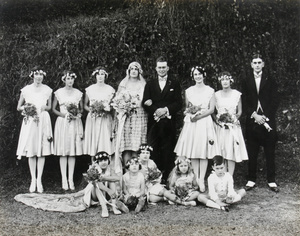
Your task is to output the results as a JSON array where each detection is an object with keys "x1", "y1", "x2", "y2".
[{"x1": 0, "y1": 0, "x2": 299, "y2": 182}]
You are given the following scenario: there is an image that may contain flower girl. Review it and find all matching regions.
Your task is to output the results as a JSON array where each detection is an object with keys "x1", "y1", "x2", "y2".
[
  {"x1": 83, "y1": 151, "x2": 128, "y2": 218},
  {"x1": 16, "y1": 67, "x2": 53, "y2": 193},
  {"x1": 164, "y1": 156, "x2": 199, "y2": 206},
  {"x1": 52, "y1": 70, "x2": 83, "y2": 191},
  {"x1": 83, "y1": 67, "x2": 115, "y2": 157},
  {"x1": 214, "y1": 72, "x2": 248, "y2": 175},
  {"x1": 138, "y1": 144, "x2": 165, "y2": 203},
  {"x1": 174, "y1": 66, "x2": 219, "y2": 192}
]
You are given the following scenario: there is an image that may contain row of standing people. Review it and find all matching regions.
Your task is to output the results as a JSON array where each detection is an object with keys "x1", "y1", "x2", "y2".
[{"x1": 16, "y1": 55, "x2": 278, "y2": 195}]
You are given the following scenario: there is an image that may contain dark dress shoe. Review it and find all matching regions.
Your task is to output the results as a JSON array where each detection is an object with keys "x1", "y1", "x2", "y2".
[
  {"x1": 244, "y1": 185, "x2": 256, "y2": 191},
  {"x1": 268, "y1": 185, "x2": 279, "y2": 193}
]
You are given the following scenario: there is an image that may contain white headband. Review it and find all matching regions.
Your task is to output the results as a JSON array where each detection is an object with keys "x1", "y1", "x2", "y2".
[
  {"x1": 92, "y1": 69, "x2": 108, "y2": 77},
  {"x1": 62, "y1": 73, "x2": 77, "y2": 82},
  {"x1": 29, "y1": 70, "x2": 46, "y2": 77}
]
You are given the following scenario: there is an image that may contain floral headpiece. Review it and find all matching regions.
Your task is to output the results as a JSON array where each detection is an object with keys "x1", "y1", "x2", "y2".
[
  {"x1": 139, "y1": 145, "x2": 153, "y2": 152},
  {"x1": 92, "y1": 69, "x2": 108, "y2": 77},
  {"x1": 174, "y1": 156, "x2": 191, "y2": 165},
  {"x1": 190, "y1": 66, "x2": 206, "y2": 78},
  {"x1": 218, "y1": 75, "x2": 234, "y2": 83},
  {"x1": 62, "y1": 73, "x2": 77, "y2": 82},
  {"x1": 94, "y1": 152, "x2": 111, "y2": 162},
  {"x1": 126, "y1": 157, "x2": 141, "y2": 167},
  {"x1": 29, "y1": 70, "x2": 46, "y2": 78}
]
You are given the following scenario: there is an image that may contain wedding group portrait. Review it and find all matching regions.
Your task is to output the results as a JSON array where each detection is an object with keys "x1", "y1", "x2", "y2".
[{"x1": 0, "y1": 0, "x2": 299, "y2": 235}]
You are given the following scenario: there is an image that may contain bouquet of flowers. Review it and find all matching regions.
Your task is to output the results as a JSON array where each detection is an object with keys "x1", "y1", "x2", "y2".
[
  {"x1": 217, "y1": 110, "x2": 237, "y2": 129},
  {"x1": 83, "y1": 164, "x2": 101, "y2": 184},
  {"x1": 22, "y1": 103, "x2": 39, "y2": 124},
  {"x1": 174, "y1": 181, "x2": 190, "y2": 201},
  {"x1": 184, "y1": 102, "x2": 202, "y2": 115},
  {"x1": 90, "y1": 100, "x2": 111, "y2": 118},
  {"x1": 146, "y1": 167, "x2": 162, "y2": 183},
  {"x1": 111, "y1": 90, "x2": 139, "y2": 117},
  {"x1": 66, "y1": 103, "x2": 81, "y2": 122}
]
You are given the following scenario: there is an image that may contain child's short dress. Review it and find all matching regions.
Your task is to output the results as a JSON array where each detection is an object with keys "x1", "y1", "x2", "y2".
[
  {"x1": 122, "y1": 171, "x2": 145, "y2": 197},
  {"x1": 16, "y1": 84, "x2": 53, "y2": 158},
  {"x1": 84, "y1": 84, "x2": 115, "y2": 156},
  {"x1": 214, "y1": 90, "x2": 248, "y2": 162},
  {"x1": 54, "y1": 88, "x2": 83, "y2": 156},
  {"x1": 174, "y1": 85, "x2": 219, "y2": 159},
  {"x1": 172, "y1": 172, "x2": 198, "y2": 201},
  {"x1": 208, "y1": 172, "x2": 240, "y2": 203},
  {"x1": 140, "y1": 159, "x2": 165, "y2": 198},
  {"x1": 117, "y1": 80, "x2": 147, "y2": 152}
]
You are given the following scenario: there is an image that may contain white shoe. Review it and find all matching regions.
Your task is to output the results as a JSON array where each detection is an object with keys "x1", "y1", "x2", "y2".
[
  {"x1": 37, "y1": 181, "x2": 43, "y2": 193},
  {"x1": 183, "y1": 201, "x2": 196, "y2": 206},
  {"x1": 101, "y1": 208, "x2": 109, "y2": 218},
  {"x1": 113, "y1": 208, "x2": 122, "y2": 215},
  {"x1": 62, "y1": 180, "x2": 69, "y2": 190},
  {"x1": 69, "y1": 180, "x2": 75, "y2": 191},
  {"x1": 29, "y1": 179, "x2": 36, "y2": 193}
]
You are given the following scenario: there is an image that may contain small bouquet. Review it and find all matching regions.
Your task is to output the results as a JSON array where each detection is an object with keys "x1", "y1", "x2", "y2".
[
  {"x1": 174, "y1": 182, "x2": 189, "y2": 201},
  {"x1": 22, "y1": 103, "x2": 39, "y2": 124},
  {"x1": 90, "y1": 100, "x2": 111, "y2": 118},
  {"x1": 184, "y1": 102, "x2": 202, "y2": 116},
  {"x1": 83, "y1": 164, "x2": 101, "y2": 184},
  {"x1": 65, "y1": 103, "x2": 81, "y2": 122},
  {"x1": 146, "y1": 167, "x2": 162, "y2": 183},
  {"x1": 111, "y1": 90, "x2": 139, "y2": 117},
  {"x1": 217, "y1": 110, "x2": 237, "y2": 129}
]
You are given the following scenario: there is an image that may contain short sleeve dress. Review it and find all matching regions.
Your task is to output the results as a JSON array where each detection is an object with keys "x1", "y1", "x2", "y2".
[
  {"x1": 215, "y1": 89, "x2": 248, "y2": 162},
  {"x1": 122, "y1": 172, "x2": 145, "y2": 196},
  {"x1": 54, "y1": 88, "x2": 83, "y2": 156},
  {"x1": 83, "y1": 84, "x2": 115, "y2": 156},
  {"x1": 16, "y1": 84, "x2": 53, "y2": 158},
  {"x1": 174, "y1": 85, "x2": 219, "y2": 159}
]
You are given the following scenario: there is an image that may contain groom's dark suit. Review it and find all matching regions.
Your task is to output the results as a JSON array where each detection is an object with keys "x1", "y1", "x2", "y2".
[
  {"x1": 242, "y1": 71, "x2": 279, "y2": 183},
  {"x1": 142, "y1": 76, "x2": 182, "y2": 179}
]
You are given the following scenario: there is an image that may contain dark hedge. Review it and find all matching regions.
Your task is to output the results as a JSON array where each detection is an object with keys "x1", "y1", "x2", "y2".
[{"x1": 0, "y1": 0, "x2": 299, "y2": 166}]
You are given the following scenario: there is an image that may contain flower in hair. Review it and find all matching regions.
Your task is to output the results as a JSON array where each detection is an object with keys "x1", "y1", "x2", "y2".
[
  {"x1": 62, "y1": 73, "x2": 77, "y2": 81},
  {"x1": 139, "y1": 145, "x2": 153, "y2": 151},
  {"x1": 127, "y1": 158, "x2": 141, "y2": 166},
  {"x1": 174, "y1": 157, "x2": 191, "y2": 165},
  {"x1": 29, "y1": 70, "x2": 46, "y2": 78},
  {"x1": 95, "y1": 152, "x2": 111, "y2": 161},
  {"x1": 92, "y1": 69, "x2": 108, "y2": 77},
  {"x1": 190, "y1": 66, "x2": 206, "y2": 77},
  {"x1": 218, "y1": 75, "x2": 234, "y2": 83}
]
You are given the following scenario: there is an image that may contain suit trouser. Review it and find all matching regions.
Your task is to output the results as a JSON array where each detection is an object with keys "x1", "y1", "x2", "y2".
[
  {"x1": 147, "y1": 119, "x2": 176, "y2": 180},
  {"x1": 246, "y1": 124, "x2": 277, "y2": 183}
]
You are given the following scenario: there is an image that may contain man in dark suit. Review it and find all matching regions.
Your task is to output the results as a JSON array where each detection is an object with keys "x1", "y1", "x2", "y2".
[
  {"x1": 242, "y1": 54, "x2": 280, "y2": 192},
  {"x1": 142, "y1": 56, "x2": 182, "y2": 181}
]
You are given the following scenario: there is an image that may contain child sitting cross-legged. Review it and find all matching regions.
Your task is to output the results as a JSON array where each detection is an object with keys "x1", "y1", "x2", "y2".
[
  {"x1": 83, "y1": 151, "x2": 129, "y2": 218},
  {"x1": 197, "y1": 155, "x2": 246, "y2": 212},
  {"x1": 163, "y1": 156, "x2": 200, "y2": 206},
  {"x1": 138, "y1": 144, "x2": 166, "y2": 204},
  {"x1": 121, "y1": 158, "x2": 147, "y2": 213}
]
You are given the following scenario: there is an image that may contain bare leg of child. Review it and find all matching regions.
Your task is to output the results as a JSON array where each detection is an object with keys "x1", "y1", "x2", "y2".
[
  {"x1": 198, "y1": 194, "x2": 228, "y2": 211},
  {"x1": 94, "y1": 187, "x2": 109, "y2": 218}
]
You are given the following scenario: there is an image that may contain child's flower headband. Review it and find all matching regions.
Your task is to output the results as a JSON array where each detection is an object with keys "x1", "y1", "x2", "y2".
[
  {"x1": 174, "y1": 157, "x2": 191, "y2": 165},
  {"x1": 92, "y1": 69, "x2": 108, "y2": 77},
  {"x1": 139, "y1": 145, "x2": 153, "y2": 151},
  {"x1": 218, "y1": 75, "x2": 234, "y2": 83},
  {"x1": 190, "y1": 66, "x2": 206, "y2": 78},
  {"x1": 126, "y1": 158, "x2": 141, "y2": 166},
  {"x1": 29, "y1": 70, "x2": 46, "y2": 77},
  {"x1": 94, "y1": 152, "x2": 111, "y2": 161},
  {"x1": 62, "y1": 73, "x2": 77, "y2": 82}
]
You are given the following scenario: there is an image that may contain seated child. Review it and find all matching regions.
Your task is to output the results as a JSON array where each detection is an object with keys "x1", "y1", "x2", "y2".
[
  {"x1": 83, "y1": 151, "x2": 129, "y2": 218},
  {"x1": 164, "y1": 156, "x2": 200, "y2": 206},
  {"x1": 121, "y1": 158, "x2": 147, "y2": 213},
  {"x1": 197, "y1": 155, "x2": 246, "y2": 211},
  {"x1": 138, "y1": 144, "x2": 165, "y2": 204}
]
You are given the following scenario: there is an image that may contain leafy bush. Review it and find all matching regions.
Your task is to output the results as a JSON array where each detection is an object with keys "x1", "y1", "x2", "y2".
[{"x1": 0, "y1": 0, "x2": 299, "y2": 167}]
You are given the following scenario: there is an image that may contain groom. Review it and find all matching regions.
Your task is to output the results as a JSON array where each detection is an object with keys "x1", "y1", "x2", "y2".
[
  {"x1": 142, "y1": 56, "x2": 182, "y2": 181},
  {"x1": 242, "y1": 53, "x2": 280, "y2": 192}
]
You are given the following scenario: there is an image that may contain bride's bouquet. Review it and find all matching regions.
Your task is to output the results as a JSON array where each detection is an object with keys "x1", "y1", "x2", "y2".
[
  {"x1": 111, "y1": 90, "x2": 139, "y2": 117},
  {"x1": 22, "y1": 103, "x2": 39, "y2": 124},
  {"x1": 65, "y1": 102, "x2": 81, "y2": 122},
  {"x1": 90, "y1": 100, "x2": 111, "y2": 118}
]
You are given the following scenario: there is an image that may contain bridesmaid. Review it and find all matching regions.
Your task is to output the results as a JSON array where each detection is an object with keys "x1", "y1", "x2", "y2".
[
  {"x1": 83, "y1": 67, "x2": 115, "y2": 157},
  {"x1": 16, "y1": 67, "x2": 53, "y2": 193},
  {"x1": 174, "y1": 66, "x2": 219, "y2": 192},
  {"x1": 214, "y1": 71, "x2": 248, "y2": 176},
  {"x1": 115, "y1": 62, "x2": 148, "y2": 166},
  {"x1": 52, "y1": 70, "x2": 84, "y2": 191}
]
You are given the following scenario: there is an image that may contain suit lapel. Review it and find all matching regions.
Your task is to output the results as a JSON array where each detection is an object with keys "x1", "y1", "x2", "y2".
[
  {"x1": 161, "y1": 79, "x2": 171, "y2": 98},
  {"x1": 249, "y1": 74, "x2": 257, "y2": 94},
  {"x1": 259, "y1": 73, "x2": 268, "y2": 93}
]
